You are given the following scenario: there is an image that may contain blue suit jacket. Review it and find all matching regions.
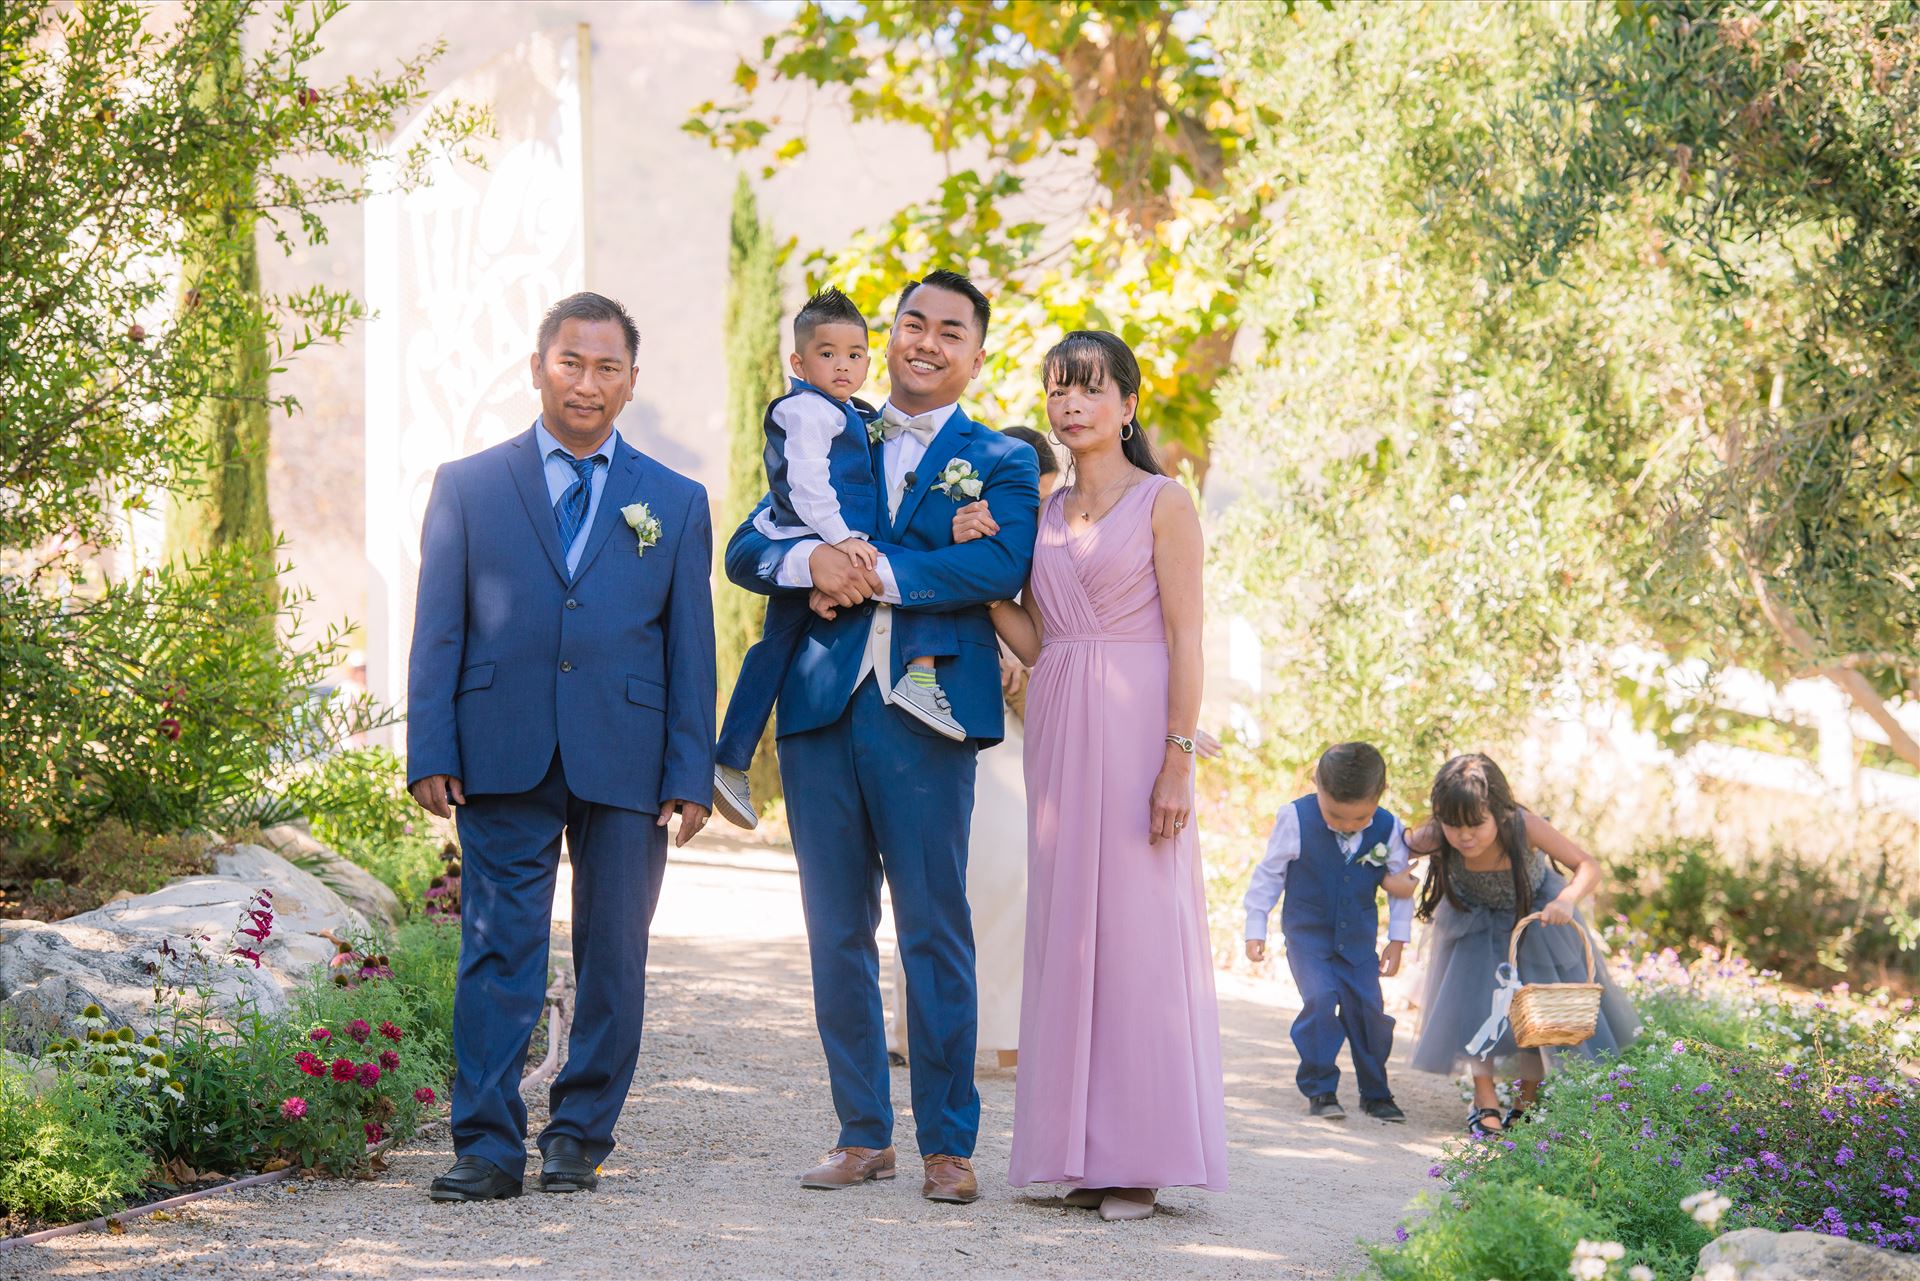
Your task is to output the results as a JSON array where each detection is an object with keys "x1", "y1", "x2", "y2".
[
  {"x1": 724, "y1": 407, "x2": 1039, "y2": 745},
  {"x1": 406, "y1": 426, "x2": 717, "y2": 814}
]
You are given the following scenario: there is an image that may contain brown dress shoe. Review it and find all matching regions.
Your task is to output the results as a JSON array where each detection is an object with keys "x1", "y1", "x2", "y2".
[
  {"x1": 800, "y1": 1145, "x2": 897, "y2": 1189},
  {"x1": 921, "y1": 1154, "x2": 980, "y2": 1204}
]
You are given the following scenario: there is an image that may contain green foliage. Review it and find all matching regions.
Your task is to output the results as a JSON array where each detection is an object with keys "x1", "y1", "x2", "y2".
[
  {"x1": 147, "y1": 1004, "x2": 281, "y2": 1175},
  {"x1": 0, "y1": 1066, "x2": 153, "y2": 1226},
  {"x1": 1203, "y1": 0, "x2": 1620, "y2": 809},
  {"x1": 0, "y1": 821, "x2": 211, "y2": 918},
  {"x1": 282, "y1": 748, "x2": 443, "y2": 911},
  {"x1": 1372, "y1": 1181, "x2": 1616, "y2": 1281},
  {"x1": 0, "y1": 544, "x2": 392, "y2": 840},
  {"x1": 1607, "y1": 837, "x2": 1920, "y2": 991},
  {"x1": 716, "y1": 176, "x2": 786, "y2": 811},
  {"x1": 386, "y1": 919, "x2": 461, "y2": 1048},
  {"x1": 688, "y1": 1, "x2": 1290, "y2": 461}
]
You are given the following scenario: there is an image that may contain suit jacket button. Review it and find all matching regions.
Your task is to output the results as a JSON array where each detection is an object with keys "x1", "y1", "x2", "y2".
[
  {"x1": 565, "y1": 598, "x2": 579, "y2": 610},
  {"x1": 560, "y1": 661, "x2": 573, "y2": 672}
]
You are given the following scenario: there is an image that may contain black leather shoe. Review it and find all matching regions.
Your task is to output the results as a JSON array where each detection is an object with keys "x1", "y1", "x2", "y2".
[
  {"x1": 539, "y1": 1135, "x2": 601, "y2": 1193},
  {"x1": 1307, "y1": 1092, "x2": 1346, "y2": 1120},
  {"x1": 1362, "y1": 1096, "x2": 1406, "y2": 1123},
  {"x1": 429, "y1": 1156, "x2": 522, "y2": 1202}
]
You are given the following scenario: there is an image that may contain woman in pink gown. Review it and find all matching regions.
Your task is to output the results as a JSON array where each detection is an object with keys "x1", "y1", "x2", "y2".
[{"x1": 985, "y1": 330, "x2": 1228, "y2": 1221}]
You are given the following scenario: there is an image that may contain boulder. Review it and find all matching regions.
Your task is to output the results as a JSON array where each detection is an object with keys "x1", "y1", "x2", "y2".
[
  {"x1": 257, "y1": 822, "x2": 403, "y2": 934},
  {"x1": 1697, "y1": 1229, "x2": 1920, "y2": 1280},
  {"x1": 0, "y1": 844, "x2": 366, "y2": 1053}
]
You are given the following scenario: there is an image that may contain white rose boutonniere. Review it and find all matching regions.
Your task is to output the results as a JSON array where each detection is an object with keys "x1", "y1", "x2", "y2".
[
  {"x1": 621, "y1": 501, "x2": 661, "y2": 557},
  {"x1": 866, "y1": 416, "x2": 886, "y2": 445},
  {"x1": 1359, "y1": 842, "x2": 1390, "y2": 868},
  {"x1": 934, "y1": 459, "x2": 984, "y2": 501}
]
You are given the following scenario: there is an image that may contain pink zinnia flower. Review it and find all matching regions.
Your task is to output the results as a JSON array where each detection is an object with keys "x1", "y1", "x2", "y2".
[
  {"x1": 308, "y1": 1028, "x2": 330, "y2": 1044},
  {"x1": 355, "y1": 1062, "x2": 381, "y2": 1088},
  {"x1": 294, "y1": 1051, "x2": 324, "y2": 1077},
  {"x1": 346, "y1": 1019, "x2": 372, "y2": 1044},
  {"x1": 413, "y1": 1087, "x2": 436, "y2": 1106},
  {"x1": 379, "y1": 1049, "x2": 399, "y2": 1071},
  {"x1": 378, "y1": 1021, "x2": 403, "y2": 1043},
  {"x1": 280, "y1": 1096, "x2": 307, "y2": 1120},
  {"x1": 364, "y1": 1121, "x2": 385, "y2": 1145},
  {"x1": 330, "y1": 1057, "x2": 355, "y2": 1082}
]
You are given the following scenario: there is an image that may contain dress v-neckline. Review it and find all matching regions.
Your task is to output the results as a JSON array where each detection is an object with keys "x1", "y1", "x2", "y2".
[{"x1": 1055, "y1": 473, "x2": 1154, "y2": 541}]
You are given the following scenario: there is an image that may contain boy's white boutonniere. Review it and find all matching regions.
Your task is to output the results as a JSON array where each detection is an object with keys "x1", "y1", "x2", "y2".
[
  {"x1": 934, "y1": 459, "x2": 983, "y2": 501},
  {"x1": 621, "y1": 502, "x2": 661, "y2": 557},
  {"x1": 1359, "y1": 842, "x2": 1390, "y2": 868},
  {"x1": 866, "y1": 416, "x2": 886, "y2": 444}
]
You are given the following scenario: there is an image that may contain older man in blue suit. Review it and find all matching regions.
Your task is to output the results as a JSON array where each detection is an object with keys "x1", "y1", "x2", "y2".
[
  {"x1": 726, "y1": 270, "x2": 1039, "y2": 1205},
  {"x1": 406, "y1": 292, "x2": 715, "y2": 1202}
]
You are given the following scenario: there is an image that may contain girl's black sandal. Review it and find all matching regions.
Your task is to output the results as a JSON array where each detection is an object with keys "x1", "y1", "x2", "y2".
[
  {"x1": 1503, "y1": 1105, "x2": 1528, "y2": 1130},
  {"x1": 1466, "y1": 1106, "x2": 1504, "y2": 1137}
]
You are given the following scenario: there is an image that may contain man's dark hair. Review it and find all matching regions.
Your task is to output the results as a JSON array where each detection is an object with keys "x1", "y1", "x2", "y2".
[
  {"x1": 895, "y1": 268, "x2": 990, "y2": 341},
  {"x1": 537, "y1": 292, "x2": 639, "y2": 363},
  {"x1": 1001, "y1": 425, "x2": 1059, "y2": 477},
  {"x1": 1316, "y1": 741, "x2": 1387, "y2": 804},
  {"x1": 794, "y1": 287, "x2": 868, "y2": 348}
]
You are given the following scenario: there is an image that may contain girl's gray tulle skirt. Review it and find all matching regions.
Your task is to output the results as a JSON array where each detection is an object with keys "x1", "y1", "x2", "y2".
[{"x1": 1410, "y1": 868, "x2": 1640, "y2": 1078}]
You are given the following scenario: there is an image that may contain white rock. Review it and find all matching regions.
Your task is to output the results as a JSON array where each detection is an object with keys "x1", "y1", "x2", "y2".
[
  {"x1": 0, "y1": 845, "x2": 366, "y2": 1052},
  {"x1": 257, "y1": 822, "x2": 403, "y2": 934},
  {"x1": 1696, "y1": 1229, "x2": 1920, "y2": 1280}
]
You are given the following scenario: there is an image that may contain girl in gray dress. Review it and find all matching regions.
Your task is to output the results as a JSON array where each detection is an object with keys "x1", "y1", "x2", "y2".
[{"x1": 1407, "y1": 754, "x2": 1638, "y2": 1136}]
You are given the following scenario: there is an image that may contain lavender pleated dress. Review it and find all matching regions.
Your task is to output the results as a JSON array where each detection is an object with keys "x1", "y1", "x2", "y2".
[{"x1": 1008, "y1": 475, "x2": 1229, "y2": 1193}]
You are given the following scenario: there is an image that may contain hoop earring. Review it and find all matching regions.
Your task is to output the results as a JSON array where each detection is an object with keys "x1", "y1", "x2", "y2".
[
  {"x1": 1121, "y1": 422, "x2": 1137, "y2": 442},
  {"x1": 1047, "y1": 430, "x2": 1064, "y2": 447}
]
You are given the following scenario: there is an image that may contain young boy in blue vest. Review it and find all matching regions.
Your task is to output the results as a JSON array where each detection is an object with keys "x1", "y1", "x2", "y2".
[
  {"x1": 711, "y1": 288, "x2": 961, "y2": 828},
  {"x1": 1243, "y1": 741, "x2": 1417, "y2": 1122}
]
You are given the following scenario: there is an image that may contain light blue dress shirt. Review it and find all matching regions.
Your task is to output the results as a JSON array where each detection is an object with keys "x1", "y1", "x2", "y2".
[
  {"x1": 533, "y1": 418, "x2": 615, "y2": 577},
  {"x1": 1242, "y1": 803, "x2": 1413, "y2": 944}
]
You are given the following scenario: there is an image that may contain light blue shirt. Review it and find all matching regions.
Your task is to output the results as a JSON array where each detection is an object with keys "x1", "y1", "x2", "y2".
[{"x1": 533, "y1": 418, "x2": 615, "y2": 576}]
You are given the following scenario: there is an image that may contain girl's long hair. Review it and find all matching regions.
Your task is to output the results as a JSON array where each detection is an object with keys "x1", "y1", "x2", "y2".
[
  {"x1": 1041, "y1": 330, "x2": 1163, "y2": 476},
  {"x1": 1414, "y1": 753, "x2": 1533, "y2": 922}
]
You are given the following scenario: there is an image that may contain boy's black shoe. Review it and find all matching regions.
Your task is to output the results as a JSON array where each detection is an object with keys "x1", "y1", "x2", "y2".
[
  {"x1": 1307, "y1": 1093, "x2": 1346, "y2": 1120},
  {"x1": 1361, "y1": 1096, "x2": 1406, "y2": 1123}
]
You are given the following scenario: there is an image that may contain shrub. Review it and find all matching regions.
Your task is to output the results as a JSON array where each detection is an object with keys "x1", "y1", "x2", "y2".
[
  {"x1": 280, "y1": 748, "x2": 447, "y2": 913},
  {"x1": 0, "y1": 1066, "x2": 152, "y2": 1226},
  {"x1": 1373, "y1": 1181, "x2": 1616, "y2": 1281},
  {"x1": 266, "y1": 1007, "x2": 442, "y2": 1175},
  {"x1": 387, "y1": 919, "x2": 462, "y2": 1048},
  {"x1": 0, "y1": 821, "x2": 212, "y2": 921}
]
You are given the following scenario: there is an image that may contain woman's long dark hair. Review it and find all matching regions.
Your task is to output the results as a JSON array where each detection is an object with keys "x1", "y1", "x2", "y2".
[
  {"x1": 1041, "y1": 330, "x2": 1163, "y2": 476},
  {"x1": 1414, "y1": 753, "x2": 1533, "y2": 922}
]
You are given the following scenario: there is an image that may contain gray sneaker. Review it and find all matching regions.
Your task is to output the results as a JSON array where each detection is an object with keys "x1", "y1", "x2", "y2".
[
  {"x1": 891, "y1": 670, "x2": 965, "y2": 741},
  {"x1": 711, "y1": 763, "x2": 757, "y2": 830}
]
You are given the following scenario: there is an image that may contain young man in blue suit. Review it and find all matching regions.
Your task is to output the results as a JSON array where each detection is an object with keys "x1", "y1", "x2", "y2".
[
  {"x1": 725, "y1": 270, "x2": 1039, "y2": 1205},
  {"x1": 407, "y1": 292, "x2": 716, "y2": 1202}
]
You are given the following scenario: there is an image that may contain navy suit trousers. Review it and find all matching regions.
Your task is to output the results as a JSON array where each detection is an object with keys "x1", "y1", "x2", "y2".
[
  {"x1": 1285, "y1": 944, "x2": 1396, "y2": 1103},
  {"x1": 777, "y1": 677, "x2": 980, "y2": 1157},
  {"x1": 451, "y1": 752, "x2": 668, "y2": 1176}
]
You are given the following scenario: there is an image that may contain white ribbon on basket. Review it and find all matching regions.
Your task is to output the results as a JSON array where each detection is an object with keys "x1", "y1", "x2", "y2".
[{"x1": 1465, "y1": 961, "x2": 1524, "y2": 1059}]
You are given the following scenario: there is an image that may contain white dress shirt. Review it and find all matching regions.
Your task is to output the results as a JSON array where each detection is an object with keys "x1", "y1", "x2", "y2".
[
  {"x1": 533, "y1": 418, "x2": 615, "y2": 577},
  {"x1": 773, "y1": 400, "x2": 958, "y2": 703},
  {"x1": 751, "y1": 392, "x2": 862, "y2": 546},
  {"x1": 1243, "y1": 803, "x2": 1414, "y2": 944}
]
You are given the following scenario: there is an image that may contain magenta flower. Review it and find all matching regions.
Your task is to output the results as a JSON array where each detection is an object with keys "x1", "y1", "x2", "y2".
[
  {"x1": 330, "y1": 1057, "x2": 356, "y2": 1082},
  {"x1": 414, "y1": 1087, "x2": 436, "y2": 1105},
  {"x1": 294, "y1": 1051, "x2": 324, "y2": 1077},
  {"x1": 355, "y1": 1062, "x2": 382, "y2": 1088},
  {"x1": 379, "y1": 1049, "x2": 400, "y2": 1071},
  {"x1": 346, "y1": 1019, "x2": 372, "y2": 1044},
  {"x1": 364, "y1": 1121, "x2": 385, "y2": 1145},
  {"x1": 309, "y1": 1028, "x2": 330, "y2": 1044},
  {"x1": 280, "y1": 1096, "x2": 308, "y2": 1120},
  {"x1": 378, "y1": 1021, "x2": 404, "y2": 1043}
]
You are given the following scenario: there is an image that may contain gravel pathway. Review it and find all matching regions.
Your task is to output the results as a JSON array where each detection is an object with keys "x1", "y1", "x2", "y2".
[{"x1": 6, "y1": 844, "x2": 1453, "y2": 1280}]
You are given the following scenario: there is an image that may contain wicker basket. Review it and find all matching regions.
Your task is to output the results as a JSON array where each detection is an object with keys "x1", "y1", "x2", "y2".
[{"x1": 1506, "y1": 912, "x2": 1603, "y2": 1048}]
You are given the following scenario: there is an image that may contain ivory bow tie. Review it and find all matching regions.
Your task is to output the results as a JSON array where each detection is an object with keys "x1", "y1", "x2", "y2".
[{"x1": 879, "y1": 405, "x2": 941, "y2": 446}]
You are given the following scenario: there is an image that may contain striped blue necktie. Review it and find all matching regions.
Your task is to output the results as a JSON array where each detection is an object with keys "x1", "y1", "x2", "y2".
[{"x1": 552, "y1": 452, "x2": 601, "y2": 563}]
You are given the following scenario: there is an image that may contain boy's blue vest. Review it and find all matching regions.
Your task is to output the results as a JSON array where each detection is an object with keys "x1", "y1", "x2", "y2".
[
  {"x1": 1279, "y1": 796, "x2": 1396, "y2": 965},
  {"x1": 764, "y1": 378, "x2": 881, "y2": 534}
]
